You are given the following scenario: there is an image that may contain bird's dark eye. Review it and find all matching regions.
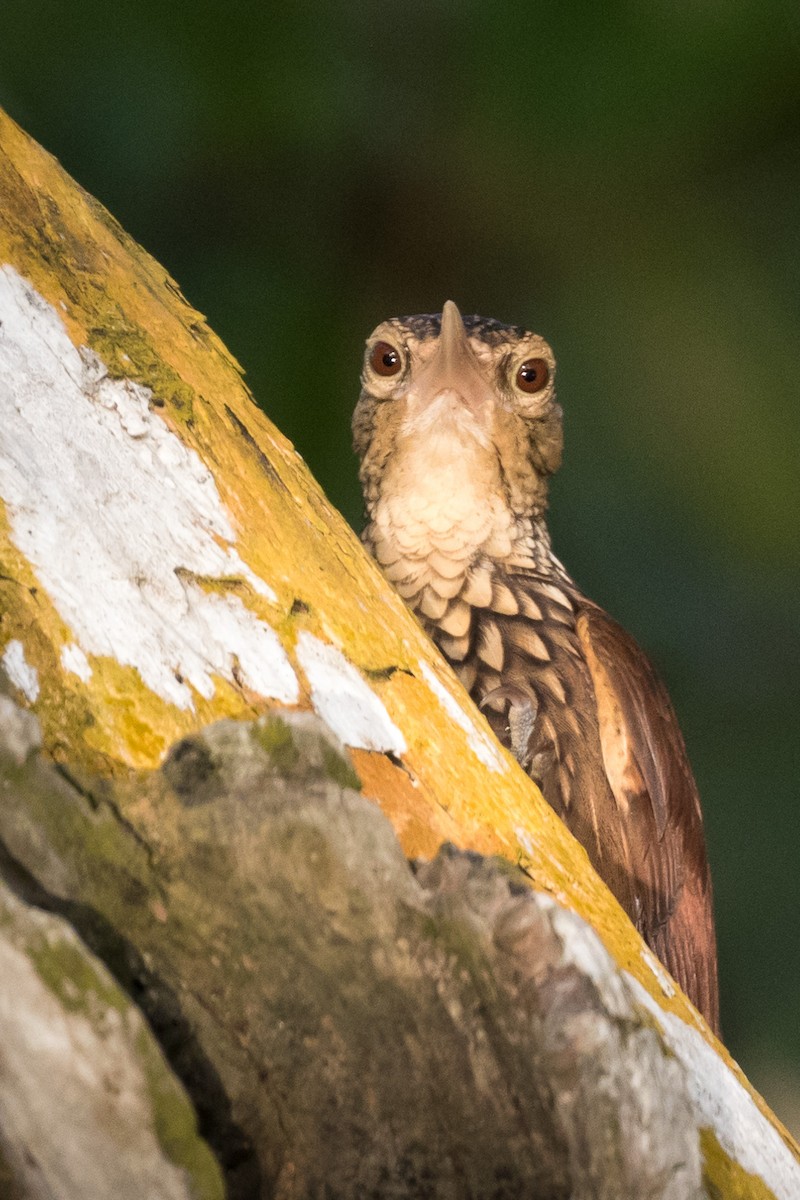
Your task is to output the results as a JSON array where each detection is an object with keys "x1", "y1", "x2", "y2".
[
  {"x1": 515, "y1": 357, "x2": 549, "y2": 394},
  {"x1": 369, "y1": 341, "x2": 402, "y2": 377}
]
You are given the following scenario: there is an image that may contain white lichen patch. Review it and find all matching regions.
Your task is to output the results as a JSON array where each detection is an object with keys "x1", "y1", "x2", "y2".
[
  {"x1": 514, "y1": 825, "x2": 537, "y2": 858},
  {"x1": 60, "y1": 643, "x2": 93, "y2": 683},
  {"x1": 295, "y1": 632, "x2": 406, "y2": 755},
  {"x1": 0, "y1": 267, "x2": 298, "y2": 712},
  {"x1": 178, "y1": 585, "x2": 298, "y2": 706},
  {"x1": 625, "y1": 974, "x2": 800, "y2": 1200},
  {"x1": 641, "y1": 946, "x2": 676, "y2": 999},
  {"x1": 538, "y1": 893, "x2": 632, "y2": 1019},
  {"x1": 418, "y1": 660, "x2": 507, "y2": 773},
  {"x1": 2, "y1": 640, "x2": 40, "y2": 703}
]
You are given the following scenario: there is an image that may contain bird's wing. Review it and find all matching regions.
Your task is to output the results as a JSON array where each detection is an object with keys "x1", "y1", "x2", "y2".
[{"x1": 576, "y1": 602, "x2": 719, "y2": 1032}]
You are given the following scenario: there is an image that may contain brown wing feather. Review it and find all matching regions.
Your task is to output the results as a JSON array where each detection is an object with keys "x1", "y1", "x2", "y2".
[{"x1": 576, "y1": 603, "x2": 720, "y2": 1034}]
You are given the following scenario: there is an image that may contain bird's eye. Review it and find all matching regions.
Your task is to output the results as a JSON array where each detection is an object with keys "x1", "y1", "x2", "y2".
[
  {"x1": 515, "y1": 357, "x2": 550, "y2": 394},
  {"x1": 369, "y1": 341, "x2": 402, "y2": 377}
]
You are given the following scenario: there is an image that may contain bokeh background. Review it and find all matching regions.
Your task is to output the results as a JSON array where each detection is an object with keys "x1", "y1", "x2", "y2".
[{"x1": 2, "y1": 0, "x2": 799, "y2": 1132}]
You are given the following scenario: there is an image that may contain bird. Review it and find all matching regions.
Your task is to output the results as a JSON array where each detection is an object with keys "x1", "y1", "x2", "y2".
[{"x1": 352, "y1": 300, "x2": 719, "y2": 1034}]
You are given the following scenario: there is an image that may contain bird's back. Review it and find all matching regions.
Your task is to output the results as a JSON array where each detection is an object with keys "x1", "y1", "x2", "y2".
[{"x1": 456, "y1": 565, "x2": 719, "y2": 1034}]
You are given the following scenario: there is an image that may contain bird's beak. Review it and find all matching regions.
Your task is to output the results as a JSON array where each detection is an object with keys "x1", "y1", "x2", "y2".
[{"x1": 411, "y1": 300, "x2": 492, "y2": 420}]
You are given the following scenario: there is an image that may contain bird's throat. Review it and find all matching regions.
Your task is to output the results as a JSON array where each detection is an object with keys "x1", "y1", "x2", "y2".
[{"x1": 365, "y1": 432, "x2": 551, "y2": 643}]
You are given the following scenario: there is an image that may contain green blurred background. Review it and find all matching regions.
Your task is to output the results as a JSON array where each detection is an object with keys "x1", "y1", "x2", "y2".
[{"x1": 2, "y1": 0, "x2": 798, "y2": 1131}]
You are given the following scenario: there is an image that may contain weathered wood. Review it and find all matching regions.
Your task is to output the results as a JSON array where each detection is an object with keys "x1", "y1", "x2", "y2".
[
  {"x1": 1, "y1": 697, "x2": 702, "y2": 1198},
  {"x1": 0, "y1": 106, "x2": 798, "y2": 1197},
  {"x1": 0, "y1": 698, "x2": 222, "y2": 1200}
]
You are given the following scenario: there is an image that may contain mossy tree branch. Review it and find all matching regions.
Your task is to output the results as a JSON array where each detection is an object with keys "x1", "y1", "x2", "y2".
[{"x1": 0, "y1": 107, "x2": 797, "y2": 1199}]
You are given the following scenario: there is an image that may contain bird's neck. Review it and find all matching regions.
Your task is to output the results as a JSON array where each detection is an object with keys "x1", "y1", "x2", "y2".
[{"x1": 512, "y1": 514, "x2": 559, "y2": 572}]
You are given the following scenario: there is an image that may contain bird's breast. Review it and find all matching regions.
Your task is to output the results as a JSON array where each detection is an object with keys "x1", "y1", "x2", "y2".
[{"x1": 367, "y1": 430, "x2": 523, "y2": 625}]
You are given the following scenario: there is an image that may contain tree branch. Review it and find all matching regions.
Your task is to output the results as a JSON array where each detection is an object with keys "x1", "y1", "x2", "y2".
[{"x1": 0, "y1": 106, "x2": 797, "y2": 1198}]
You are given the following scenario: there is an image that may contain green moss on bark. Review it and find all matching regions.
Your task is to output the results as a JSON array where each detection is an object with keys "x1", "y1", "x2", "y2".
[
  {"x1": 136, "y1": 1028, "x2": 225, "y2": 1200},
  {"x1": 28, "y1": 936, "x2": 128, "y2": 1018}
]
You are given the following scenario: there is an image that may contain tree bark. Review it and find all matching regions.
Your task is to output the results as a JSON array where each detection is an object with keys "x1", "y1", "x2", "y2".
[{"x1": 0, "y1": 107, "x2": 798, "y2": 1198}]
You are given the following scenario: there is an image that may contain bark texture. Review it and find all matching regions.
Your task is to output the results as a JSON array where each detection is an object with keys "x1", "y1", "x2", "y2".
[
  {"x1": 0, "y1": 698, "x2": 222, "y2": 1200},
  {"x1": 0, "y1": 106, "x2": 798, "y2": 1199},
  {"x1": 0, "y1": 695, "x2": 701, "y2": 1199}
]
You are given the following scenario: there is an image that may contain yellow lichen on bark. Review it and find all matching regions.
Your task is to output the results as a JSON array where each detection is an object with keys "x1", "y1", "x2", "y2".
[{"x1": 0, "y1": 107, "x2": 798, "y2": 1195}]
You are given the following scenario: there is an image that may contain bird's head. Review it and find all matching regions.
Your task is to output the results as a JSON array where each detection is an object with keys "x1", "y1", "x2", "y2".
[{"x1": 352, "y1": 301, "x2": 563, "y2": 522}]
